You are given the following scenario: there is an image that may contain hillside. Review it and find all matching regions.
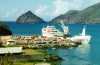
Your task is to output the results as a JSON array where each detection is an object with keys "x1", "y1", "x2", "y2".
[
  {"x1": 0, "y1": 21, "x2": 12, "y2": 36},
  {"x1": 16, "y1": 11, "x2": 45, "y2": 23},
  {"x1": 51, "y1": 3, "x2": 100, "y2": 24}
]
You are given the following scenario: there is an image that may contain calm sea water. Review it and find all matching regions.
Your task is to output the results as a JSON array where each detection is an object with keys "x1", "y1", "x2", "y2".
[{"x1": 4, "y1": 22, "x2": 100, "y2": 65}]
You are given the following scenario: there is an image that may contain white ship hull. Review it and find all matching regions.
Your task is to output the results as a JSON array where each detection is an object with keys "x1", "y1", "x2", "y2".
[
  {"x1": 67, "y1": 26, "x2": 91, "y2": 44},
  {"x1": 42, "y1": 26, "x2": 64, "y2": 37},
  {"x1": 42, "y1": 21, "x2": 70, "y2": 38},
  {"x1": 67, "y1": 35, "x2": 91, "y2": 44}
]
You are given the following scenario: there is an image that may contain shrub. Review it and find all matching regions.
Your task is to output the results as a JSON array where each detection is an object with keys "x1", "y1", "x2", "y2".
[{"x1": 27, "y1": 58, "x2": 43, "y2": 62}]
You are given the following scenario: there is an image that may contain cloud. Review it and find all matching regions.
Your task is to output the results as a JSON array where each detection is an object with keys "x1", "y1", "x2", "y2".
[
  {"x1": 1, "y1": 8, "x2": 18, "y2": 18},
  {"x1": 34, "y1": 0, "x2": 83, "y2": 21},
  {"x1": 35, "y1": 5, "x2": 49, "y2": 16},
  {"x1": 16, "y1": 9, "x2": 25, "y2": 17},
  {"x1": 91, "y1": 0, "x2": 100, "y2": 5},
  {"x1": 51, "y1": 0, "x2": 69, "y2": 16},
  {"x1": 1, "y1": 8, "x2": 25, "y2": 18},
  {"x1": 0, "y1": 8, "x2": 25, "y2": 21},
  {"x1": 51, "y1": 0, "x2": 83, "y2": 16},
  {"x1": 71, "y1": 0, "x2": 83, "y2": 9}
]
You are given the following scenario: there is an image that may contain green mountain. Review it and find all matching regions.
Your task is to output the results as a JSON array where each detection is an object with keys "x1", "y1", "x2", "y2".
[
  {"x1": 0, "y1": 21, "x2": 12, "y2": 36},
  {"x1": 51, "y1": 3, "x2": 100, "y2": 24}
]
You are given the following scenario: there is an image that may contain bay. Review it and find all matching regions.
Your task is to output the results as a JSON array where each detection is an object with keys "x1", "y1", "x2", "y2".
[{"x1": 4, "y1": 22, "x2": 100, "y2": 65}]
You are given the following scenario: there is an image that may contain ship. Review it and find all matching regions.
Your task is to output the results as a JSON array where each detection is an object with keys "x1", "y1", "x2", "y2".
[
  {"x1": 42, "y1": 21, "x2": 70, "y2": 38},
  {"x1": 67, "y1": 26, "x2": 91, "y2": 44}
]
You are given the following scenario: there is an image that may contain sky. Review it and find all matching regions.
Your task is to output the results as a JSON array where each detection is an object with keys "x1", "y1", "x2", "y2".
[{"x1": 0, "y1": 0, "x2": 100, "y2": 21}]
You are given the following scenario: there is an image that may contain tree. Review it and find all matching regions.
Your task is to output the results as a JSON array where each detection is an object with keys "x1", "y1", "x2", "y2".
[{"x1": 0, "y1": 42, "x2": 2, "y2": 47}]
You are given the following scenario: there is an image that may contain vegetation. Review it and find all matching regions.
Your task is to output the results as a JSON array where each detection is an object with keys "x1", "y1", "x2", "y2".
[
  {"x1": 0, "y1": 21, "x2": 12, "y2": 36},
  {"x1": 16, "y1": 11, "x2": 45, "y2": 23},
  {"x1": 14, "y1": 62, "x2": 34, "y2": 65},
  {"x1": 0, "y1": 42, "x2": 2, "y2": 47},
  {"x1": 36, "y1": 49, "x2": 47, "y2": 53},
  {"x1": 0, "y1": 52, "x2": 15, "y2": 65},
  {"x1": 44, "y1": 53, "x2": 63, "y2": 62},
  {"x1": 0, "y1": 48, "x2": 62, "y2": 65},
  {"x1": 22, "y1": 49, "x2": 43, "y2": 54},
  {"x1": 51, "y1": 3, "x2": 100, "y2": 24},
  {"x1": 0, "y1": 21, "x2": 9, "y2": 29}
]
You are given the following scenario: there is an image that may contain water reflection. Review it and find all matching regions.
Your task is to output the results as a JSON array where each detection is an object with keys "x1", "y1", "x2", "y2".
[
  {"x1": 46, "y1": 44, "x2": 91, "y2": 65},
  {"x1": 72, "y1": 44, "x2": 91, "y2": 65},
  {"x1": 61, "y1": 44, "x2": 91, "y2": 65},
  {"x1": 76, "y1": 44, "x2": 90, "y2": 54}
]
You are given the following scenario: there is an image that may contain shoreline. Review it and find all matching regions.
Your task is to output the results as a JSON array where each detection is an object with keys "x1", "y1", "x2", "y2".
[
  {"x1": 0, "y1": 35, "x2": 82, "y2": 49},
  {"x1": 0, "y1": 35, "x2": 82, "y2": 65},
  {"x1": 0, "y1": 48, "x2": 62, "y2": 65}
]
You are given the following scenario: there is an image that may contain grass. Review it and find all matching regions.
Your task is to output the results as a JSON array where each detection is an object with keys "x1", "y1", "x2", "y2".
[
  {"x1": 14, "y1": 62, "x2": 50, "y2": 65},
  {"x1": 14, "y1": 62, "x2": 35, "y2": 65},
  {"x1": 14, "y1": 49, "x2": 51, "y2": 65},
  {"x1": 22, "y1": 49, "x2": 43, "y2": 54}
]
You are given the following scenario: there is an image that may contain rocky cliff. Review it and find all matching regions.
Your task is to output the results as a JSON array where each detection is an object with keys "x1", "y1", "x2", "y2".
[
  {"x1": 0, "y1": 21, "x2": 12, "y2": 36},
  {"x1": 51, "y1": 3, "x2": 100, "y2": 24},
  {"x1": 16, "y1": 11, "x2": 45, "y2": 23}
]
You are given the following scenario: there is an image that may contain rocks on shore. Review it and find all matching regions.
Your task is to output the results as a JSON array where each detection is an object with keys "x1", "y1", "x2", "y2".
[
  {"x1": 10, "y1": 35, "x2": 81, "y2": 49},
  {"x1": 44, "y1": 53, "x2": 63, "y2": 62}
]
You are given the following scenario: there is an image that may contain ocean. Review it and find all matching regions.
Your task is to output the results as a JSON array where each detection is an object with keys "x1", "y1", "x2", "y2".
[{"x1": 4, "y1": 22, "x2": 100, "y2": 65}]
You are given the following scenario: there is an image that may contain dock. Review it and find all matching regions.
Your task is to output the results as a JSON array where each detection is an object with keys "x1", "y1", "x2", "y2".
[{"x1": 3, "y1": 35, "x2": 81, "y2": 49}]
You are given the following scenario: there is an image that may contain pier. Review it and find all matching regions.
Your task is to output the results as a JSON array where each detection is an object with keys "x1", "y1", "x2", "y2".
[{"x1": 3, "y1": 35, "x2": 81, "y2": 49}]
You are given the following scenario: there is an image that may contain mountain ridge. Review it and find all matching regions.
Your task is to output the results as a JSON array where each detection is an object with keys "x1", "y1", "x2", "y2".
[
  {"x1": 51, "y1": 3, "x2": 100, "y2": 24},
  {"x1": 16, "y1": 11, "x2": 45, "y2": 23}
]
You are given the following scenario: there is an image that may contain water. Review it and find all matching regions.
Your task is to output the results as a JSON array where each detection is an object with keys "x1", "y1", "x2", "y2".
[{"x1": 4, "y1": 22, "x2": 100, "y2": 65}]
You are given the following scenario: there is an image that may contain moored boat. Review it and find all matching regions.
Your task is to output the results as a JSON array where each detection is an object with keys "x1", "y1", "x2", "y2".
[
  {"x1": 42, "y1": 21, "x2": 70, "y2": 38},
  {"x1": 42, "y1": 25, "x2": 64, "y2": 37},
  {"x1": 67, "y1": 26, "x2": 91, "y2": 44}
]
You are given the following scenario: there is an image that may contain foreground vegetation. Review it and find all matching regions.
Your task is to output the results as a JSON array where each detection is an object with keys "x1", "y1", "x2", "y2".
[
  {"x1": 15, "y1": 49, "x2": 62, "y2": 65},
  {"x1": 0, "y1": 49, "x2": 62, "y2": 65}
]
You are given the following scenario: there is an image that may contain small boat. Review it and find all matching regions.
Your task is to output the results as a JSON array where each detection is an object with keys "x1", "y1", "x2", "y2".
[
  {"x1": 69, "y1": 47, "x2": 74, "y2": 49},
  {"x1": 67, "y1": 26, "x2": 91, "y2": 44},
  {"x1": 52, "y1": 47, "x2": 56, "y2": 50}
]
